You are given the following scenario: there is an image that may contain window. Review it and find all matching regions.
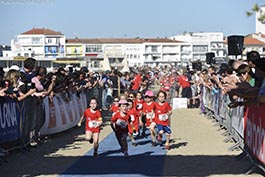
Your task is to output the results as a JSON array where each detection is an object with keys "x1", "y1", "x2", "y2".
[{"x1": 86, "y1": 45, "x2": 102, "y2": 53}]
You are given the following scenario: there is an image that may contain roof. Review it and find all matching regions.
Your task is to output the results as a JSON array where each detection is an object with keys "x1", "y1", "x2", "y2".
[
  {"x1": 21, "y1": 28, "x2": 63, "y2": 35},
  {"x1": 244, "y1": 37, "x2": 265, "y2": 45},
  {"x1": 66, "y1": 38, "x2": 182, "y2": 44}
]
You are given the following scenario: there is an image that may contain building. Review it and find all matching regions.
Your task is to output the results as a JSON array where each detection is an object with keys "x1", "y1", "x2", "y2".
[{"x1": 170, "y1": 32, "x2": 225, "y2": 65}]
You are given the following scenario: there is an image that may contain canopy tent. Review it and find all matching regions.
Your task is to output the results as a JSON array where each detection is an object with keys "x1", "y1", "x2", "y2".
[
  {"x1": 102, "y1": 54, "x2": 111, "y2": 71},
  {"x1": 121, "y1": 57, "x2": 130, "y2": 72}
]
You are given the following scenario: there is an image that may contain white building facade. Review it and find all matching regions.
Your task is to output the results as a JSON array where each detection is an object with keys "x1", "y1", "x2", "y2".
[{"x1": 170, "y1": 32, "x2": 225, "y2": 65}]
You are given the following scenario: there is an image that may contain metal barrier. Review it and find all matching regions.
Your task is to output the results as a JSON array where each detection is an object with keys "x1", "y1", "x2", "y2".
[{"x1": 201, "y1": 86, "x2": 265, "y2": 174}]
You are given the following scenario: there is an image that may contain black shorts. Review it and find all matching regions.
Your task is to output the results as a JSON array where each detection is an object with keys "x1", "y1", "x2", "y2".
[{"x1": 182, "y1": 87, "x2": 192, "y2": 98}]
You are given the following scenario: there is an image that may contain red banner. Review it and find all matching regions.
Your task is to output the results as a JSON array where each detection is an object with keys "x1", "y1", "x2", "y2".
[{"x1": 244, "y1": 104, "x2": 265, "y2": 165}]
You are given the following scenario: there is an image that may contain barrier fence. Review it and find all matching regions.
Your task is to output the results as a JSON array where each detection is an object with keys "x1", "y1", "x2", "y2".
[
  {"x1": 0, "y1": 91, "x2": 88, "y2": 152},
  {"x1": 201, "y1": 86, "x2": 265, "y2": 174}
]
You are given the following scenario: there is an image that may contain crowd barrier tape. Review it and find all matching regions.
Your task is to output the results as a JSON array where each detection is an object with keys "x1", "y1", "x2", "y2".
[{"x1": 201, "y1": 86, "x2": 265, "y2": 170}]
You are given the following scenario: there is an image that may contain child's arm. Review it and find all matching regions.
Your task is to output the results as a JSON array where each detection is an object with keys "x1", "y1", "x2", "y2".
[{"x1": 77, "y1": 115, "x2": 84, "y2": 127}]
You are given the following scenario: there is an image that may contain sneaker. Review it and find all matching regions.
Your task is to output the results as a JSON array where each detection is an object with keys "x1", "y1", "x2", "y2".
[
  {"x1": 157, "y1": 134, "x2": 162, "y2": 142},
  {"x1": 89, "y1": 138, "x2": 93, "y2": 144},
  {"x1": 132, "y1": 142, "x2": 138, "y2": 146},
  {"x1": 124, "y1": 152, "x2": 129, "y2": 158},
  {"x1": 151, "y1": 141, "x2": 157, "y2": 147},
  {"x1": 29, "y1": 139, "x2": 38, "y2": 147},
  {"x1": 165, "y1": 144, "x2": 170, "y2": 150}
]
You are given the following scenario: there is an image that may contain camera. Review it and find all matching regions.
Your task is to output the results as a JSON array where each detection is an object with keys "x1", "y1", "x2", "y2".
[{"x1": 27, "y1": 82, "x2": 36, "y2": 89}]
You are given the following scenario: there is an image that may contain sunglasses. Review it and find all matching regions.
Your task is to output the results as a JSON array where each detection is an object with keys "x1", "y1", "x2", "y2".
[
  {"x1": 129, "y1": 96, "x2": 134, "y2": 98},
  {"x1": 236, "y1": 72, "x2": 247, "y2": 76},
  {"x1": 114, "y1": 100, "x2": 119, "y2": 102},
  {"x1": 144, "y1": 96, "x2": 152, "y2": 98}
]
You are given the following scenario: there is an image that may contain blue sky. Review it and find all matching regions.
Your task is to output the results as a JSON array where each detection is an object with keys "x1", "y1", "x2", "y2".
[{"x1": 0, "y1": 0, "x2": 264, "y2": 45}]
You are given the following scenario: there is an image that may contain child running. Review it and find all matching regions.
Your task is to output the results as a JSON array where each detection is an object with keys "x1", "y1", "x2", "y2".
[
  {"x1": 78, "y1": 97, "x2": 103, "y2": 157},
  {"x1": 109, "y1": 96, "x2": 120, "y2": 116},
  {"x1": 111, "y1": 99, "x2": 130, "y2": 158},
  {"x1": 155, "y1": 90, "x2": 172, "y2": 150},
  {"x1": 134, "y1": 91, "x2": 144, "y2": 136},
  {"x1": 127, "y1": 99, "x2": 140, "y2": 146},
  {"x1": 142, "y1": 90, "x2": 157, "y2": 146}
]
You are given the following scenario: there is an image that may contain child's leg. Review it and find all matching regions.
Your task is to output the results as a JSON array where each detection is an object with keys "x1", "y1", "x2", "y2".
[
  {"x1": 164, "y1": 126, "x2": 172, "y2": 150},
  {"x1": 85, "y1": 131, "x2": 93, "y2": 143},
  {"x1": 149, "y1": 122, "x2": 157, "y2": 145},
  {"x1": 93, "y1": 132, "x2": 100, "y2": 154},
  {"x1": 121, "y1": 133, "x2": 128, "y2": 156}
]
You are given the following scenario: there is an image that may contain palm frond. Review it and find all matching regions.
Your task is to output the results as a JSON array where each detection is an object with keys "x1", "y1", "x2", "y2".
[
  {"x1": 246, "y1": 11, "x2": 253, "y2": 17},
  {"x1": 252, "y1": 4, "x2": 260, "y2": 12}
]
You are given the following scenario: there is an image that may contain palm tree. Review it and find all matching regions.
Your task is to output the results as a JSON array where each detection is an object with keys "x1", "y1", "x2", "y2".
[{"x1": 246, "y1": 4, "x2": 265, "y2": 24}]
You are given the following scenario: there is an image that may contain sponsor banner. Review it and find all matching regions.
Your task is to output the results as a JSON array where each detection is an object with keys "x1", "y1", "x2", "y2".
[
  {"x1": 244, "y1": 105, "x2": 265, "y2": 166},
  {"x1": 0, "y1": 98, "x2": 25, "y2": 143},
  {"x1": 172, "y1": 98, "x2": 187, "y2": 109},
  {"x1": 40, "y1": 93, "x2": 87, "y2": 135}
]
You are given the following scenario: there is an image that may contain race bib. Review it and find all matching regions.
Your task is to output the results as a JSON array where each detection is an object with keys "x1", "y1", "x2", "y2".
[
  {"x1": 158, "y1": 114, "x2": 168, "y2": 121},
  {"x1": 116, "y1": 119, "x2": 128, "y2": 128},
  {"x1": 130, "y1": 115, "x2": 135, "y2": 121},
  {"x1": 88, "y1": 120, "x2": 98, "y2": 128},
  {"x1": 137, "y1": 103, "x2": 143, "y2": 109},
  {"x1": 146, "y1": 112, "x2": 154, "y2": 119}
]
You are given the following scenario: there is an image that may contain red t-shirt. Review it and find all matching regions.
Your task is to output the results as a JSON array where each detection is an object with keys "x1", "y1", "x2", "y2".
[
  {"x1": 134, "y1": 99, "x2": 144, "y2": 112},
  {"x1": 131, "y1": 74, "x2": 142, "y2": 90},
  {"x1": 178, "y1": 75, "x2": 190, "y2": 88},
  {"x1": 110, "y1": 104, "x2": 119, "y2": 115},
  {"x1": 155, "y1": 102, "x2": 172, "y2": 126},
  {"x1": 83, "y1": 108, "x2": 102, "y2": 132},
  {"x1": 111, "y1": 112, "x2": 130, "y2": 133},
  {"x1": 127, "y1": 108, "x2": 140, "y2": 133},
  {"x1": 142, "y1": 101, "x2": 156, "y2": 126}
]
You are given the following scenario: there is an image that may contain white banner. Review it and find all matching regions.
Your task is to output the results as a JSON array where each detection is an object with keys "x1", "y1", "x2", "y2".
[{"x1": 172, "y1": 97, "x2": 187, "y2": 109}]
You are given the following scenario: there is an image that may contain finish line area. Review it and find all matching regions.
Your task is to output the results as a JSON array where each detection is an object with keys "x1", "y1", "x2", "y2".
[{"x1": 60, "y1": 130, "x2": 167, "y2": 177}]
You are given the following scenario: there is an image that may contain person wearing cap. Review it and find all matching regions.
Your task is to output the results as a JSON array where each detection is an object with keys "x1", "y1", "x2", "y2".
[
  {"x1": 111, "y1": 99, "x2": 130, "y2": 158},
  {"x1": 142, "y1": 90, "x2": 157, "y2": 146},
  {"x1": 155, "y1": 90, "x2": 172, "y2": 150},
  {"x1": 78, "y1": 97, "x2": 103, "y2": 157}
]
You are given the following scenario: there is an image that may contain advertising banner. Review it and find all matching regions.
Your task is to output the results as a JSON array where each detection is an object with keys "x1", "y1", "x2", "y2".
[
  {"x1": 0, "y1": 98, "x2": 25, "y2": 143},
  {"x1": 244, "y1": 104, "x2": 265, "y2": 166}
]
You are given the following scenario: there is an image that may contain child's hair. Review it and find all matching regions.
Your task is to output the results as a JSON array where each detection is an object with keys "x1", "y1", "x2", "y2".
[
  {"x1": 89, "y1": 97, "x2": 98, "y2": 104},
  {"x1": 157, "y1": 90, "x2": 167, "y2": 99}
]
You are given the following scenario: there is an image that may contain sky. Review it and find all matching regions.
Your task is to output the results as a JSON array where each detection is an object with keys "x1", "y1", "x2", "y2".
[{"x1": 0, "y1": 0, "x2": 264, "y2": 45}]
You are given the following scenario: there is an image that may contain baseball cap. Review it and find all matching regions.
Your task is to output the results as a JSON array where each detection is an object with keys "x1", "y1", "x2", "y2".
[
  {"x1": 119, "y1": 99, "x2": 128, "y2": 105},
  {"x1": 145, "y1": 90, "x2": 154, "y2": 97}
]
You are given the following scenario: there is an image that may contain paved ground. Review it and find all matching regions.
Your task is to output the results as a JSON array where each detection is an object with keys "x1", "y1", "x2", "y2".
[{"x1": 0, "y1": 108, "x2": 264, "y2": 177}]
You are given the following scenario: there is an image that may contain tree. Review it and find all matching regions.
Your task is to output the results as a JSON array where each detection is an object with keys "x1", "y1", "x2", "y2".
[{"x1": 246, "y1": 4, "x2": 265, "y2": 24}]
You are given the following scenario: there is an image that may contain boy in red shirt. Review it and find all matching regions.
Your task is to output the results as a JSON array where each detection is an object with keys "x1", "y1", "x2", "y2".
[
  {"x1": 109, "y1": 96, "x2": 120, "y2": 116},
  {"x1": 127, "y1": 99, "x2": 140, "y2": 146},
  {"x1": 142, "y1": 90, "x2": 157, "y2": 146},
  {"x1": 111, "y1": 99, "x2": 130, "y2": 158},
  {"x1": 155, "y1": 91, "x2": 172, "y2": 150},
  {"x1": 78, "y1": 97, "x2": 103, "y2": 157}
]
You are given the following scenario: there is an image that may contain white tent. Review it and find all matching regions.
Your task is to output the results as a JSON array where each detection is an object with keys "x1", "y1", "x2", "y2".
[
  {"x1": 102, "y1": 54, "x2": 111, "y2": 71},
  {"x1": 121, "y1": 57, "x2": 130, "y2": 72}
]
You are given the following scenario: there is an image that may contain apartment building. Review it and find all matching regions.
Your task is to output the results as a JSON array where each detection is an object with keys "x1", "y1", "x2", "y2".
[{"x1": 170, "y1": 32, "x2": 225, "y2": 65}]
